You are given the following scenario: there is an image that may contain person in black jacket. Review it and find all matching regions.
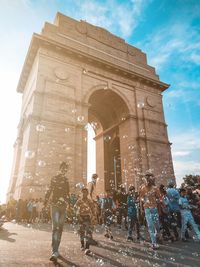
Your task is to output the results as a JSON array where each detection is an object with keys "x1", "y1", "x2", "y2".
[{"x1": 44, "y1": 162, "x2": 70, "y2": 262}]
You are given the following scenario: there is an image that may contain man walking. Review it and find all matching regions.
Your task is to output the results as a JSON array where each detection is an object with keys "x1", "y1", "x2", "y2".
[
  {"x1": 139, "y1": 173, "x2": 160, "y2": 249},
  {"x1": 44, "y1": 162, "x2": 70, "y2": 262}
]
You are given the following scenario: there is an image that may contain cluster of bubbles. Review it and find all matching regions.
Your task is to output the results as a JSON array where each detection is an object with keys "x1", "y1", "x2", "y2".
[
  {"x1": 137, "y1": 102, "x2": 145, "y2": 108},
  {"x1": 64, "y1": 127, "x2": 71, "y2": 133},
  {"x1": 77, "y1": 115, "x2": 84, "y2": 122},
  {"x1": 25, "y1": 150, "x2": 35, "y2": 159},
  {"x1": 104, "y1": 135, "x2": 111, "y2": 142},
  {"x1": 95, "y1": 258, "x2": 105, "y2": 266},
  {"x1": 36, "y1": 124, "x2": 45, "y2": 132},
  {"x1": 140, "y1": 128, "x2": 145, "y2": 136},
  {"x1": 23, "y1": 172, "x2": 33, "y2": 180},
  {"x1": 38, "y1": 160, "x2": 46, "y2": 167},
  {"x1": 75, "y1": 182, "x2": 85, "y2": 189}
]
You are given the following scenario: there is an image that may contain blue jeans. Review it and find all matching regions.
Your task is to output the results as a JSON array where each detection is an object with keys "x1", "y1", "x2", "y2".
[
  {"x1": 51, "y1": 205, "x2": 66, "y2": 254},
  {"x1": 181, "y1": 210, "x2": 200, "y2": 239},
  {"x1": 128, "y1": 217, "x2": 140, "y2": 238},
  {"x1": 145, "y1": 208, "x2": 160, "y2": 244}
]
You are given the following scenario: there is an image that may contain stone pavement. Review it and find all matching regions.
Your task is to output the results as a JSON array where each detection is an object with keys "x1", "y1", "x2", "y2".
[{"x1": 0, "y1": 222, "x2": 199, "y2": 267}]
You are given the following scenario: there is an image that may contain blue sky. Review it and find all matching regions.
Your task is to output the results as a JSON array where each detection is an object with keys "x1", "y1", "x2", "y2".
[{"x1": 0, "y1": 0, "x2": 200, "y2": 203}]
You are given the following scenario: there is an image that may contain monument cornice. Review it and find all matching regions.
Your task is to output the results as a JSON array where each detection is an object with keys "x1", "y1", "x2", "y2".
[
  {"x1": 137, "y1": 136, "x2": 172, "y2": 145},
  {"x1": 17, "y1": 33, "x2": 169, "y2": 93}
]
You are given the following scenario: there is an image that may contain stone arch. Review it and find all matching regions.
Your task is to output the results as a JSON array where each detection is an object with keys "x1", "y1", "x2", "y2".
[
  {"x1": 83, "y1": 84, "x2": 133, "y2": 114},
  {"x1": 85, "y1": 86, "x2": 131, "y2": 193}
]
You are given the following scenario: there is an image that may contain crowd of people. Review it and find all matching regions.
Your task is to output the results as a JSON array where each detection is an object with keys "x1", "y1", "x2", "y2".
[{"x1": 1, "y1": 163, "x2": 200, "y2": 263}]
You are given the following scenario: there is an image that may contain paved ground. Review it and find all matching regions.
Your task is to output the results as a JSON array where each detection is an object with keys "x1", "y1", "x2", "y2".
[{"x1": 0, "y1": 222, "x2": 199, "y2": 267}]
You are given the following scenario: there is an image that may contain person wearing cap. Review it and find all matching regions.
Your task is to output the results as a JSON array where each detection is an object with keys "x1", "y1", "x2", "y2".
[
  {"x1": 44, "y1": 162, "x2": 70, "y2": 262},
  {"x1": 166, "y1": 179, "x2": 181, "y2": 240},
  {"x1": 139, "y1": 173, "x2": 161, "y2": 250},
  {"x1": 74, "y1": 187, "x2": 95, "y2": 255},
  {"x1": 127, "y1": 185, "x2": 140, "y2": 241}
]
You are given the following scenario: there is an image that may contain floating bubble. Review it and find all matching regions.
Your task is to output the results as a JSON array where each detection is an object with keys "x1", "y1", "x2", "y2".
[
  {"x1": 64, "y1": 127, "x2": 71, "y2": 133},
  {"x1": 75, "y1": 182, "x2": 85, "y2": 189},
  {"x1": 36, "y1": 124, "x2": 45, "y2": 132},
  {"x1": 104, "y1": 135, "x2": 111, "y2": 142},
  {"x1": 23, "y1": 172, "x2": 33, "y2": 180},
  {"x1": 38, "y1": 160, "x2": 46, "y2": 167},
  {"x1": 91, "y1": 121, "x2": 98, "y2": 129},
  {"x1": 29, "y1": 188, "x2": 34, "y2": 193},
  {"x1": 137, "y1": 102, "x2": 145, "y2": 108},
  {"x1": 25, "y1": 150, "x2": 35, "y2": 159},
  {"x1": 84, "y1": 124, "x2": 89, "y2": 131},
  {"x1": 77, "y1": 115, "x2": 84, "y2": 122},
  {"x1": 128, "y1": 145, "x2": 135, "y2": 150}
]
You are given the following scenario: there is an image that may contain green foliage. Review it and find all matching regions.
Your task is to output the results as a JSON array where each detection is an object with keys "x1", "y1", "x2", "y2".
[{"x1": 182, "y1": 174, "x2": 200, "y2": 187}]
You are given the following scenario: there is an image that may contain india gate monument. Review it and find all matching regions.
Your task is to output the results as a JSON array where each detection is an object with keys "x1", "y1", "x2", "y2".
[{"x1": 7, "y1": 13, "x2": 175, "y2": 200}]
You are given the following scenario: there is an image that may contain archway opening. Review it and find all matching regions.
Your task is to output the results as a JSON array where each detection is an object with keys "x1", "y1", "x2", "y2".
[
  {"x1": 87, "y1": 123, "x2": 96, "y2": 183},
  {"x1": 88, "y1": 88, "x2": 130, "y2": 193}
]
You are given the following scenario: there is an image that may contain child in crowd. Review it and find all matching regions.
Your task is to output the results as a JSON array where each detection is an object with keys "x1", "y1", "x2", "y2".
[
  {"x1": 127, "y1": 185, "x2": 140, "y2": 241},
  {"x1": 101, "y1": 190, "x2": 115, "y2": 240},
  {"x1": 74, "y1": 188, "x2": 95, "y2": 255}
]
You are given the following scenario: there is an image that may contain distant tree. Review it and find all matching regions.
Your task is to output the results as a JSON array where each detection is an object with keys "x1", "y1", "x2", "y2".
[{"x1": 182, "y1": 174, "x2": 200, "y2": 187}]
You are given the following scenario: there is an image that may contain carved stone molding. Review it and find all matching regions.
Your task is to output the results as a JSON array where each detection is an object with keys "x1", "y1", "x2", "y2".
[
  {"x1": 54, "y1": 67, "x2": 69, "y2": 80},
  {"x1": 146, "y1": 96, "x2": 156, "y2": 108}
]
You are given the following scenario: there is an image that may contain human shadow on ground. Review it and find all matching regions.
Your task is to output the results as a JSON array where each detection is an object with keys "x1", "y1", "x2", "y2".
[
  {"x1": 88, "y1": 251, "x2": 129, "y2": 267},
  {"x1": 96, "y1": 239, "x2": 199, "y2": 267},
  {"x1": 0, "y1": 228, "x2": 17, "y2": 242},
  {"x1": 57, "y1": 255, "x2": 81, "y2": 267}
]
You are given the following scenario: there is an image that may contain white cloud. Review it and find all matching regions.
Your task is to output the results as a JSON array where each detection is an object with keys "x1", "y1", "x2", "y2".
[
  {"x1": 171, "y1": 129, "x2": 200, "y2": 151},
  {"x1": 138, "y1": 18, "x2": 200, "y2": 71},
  {"x1": 170, "y1": 129, "x2": 200, "y2": 186},
  {"x1": 173, "y1": 151, "x2": 190, "y2": 157},
  {"x1": 190, "y1": 53, "x2": 200, "y2": 65},
  {"x1": 70, "y1": 0, "x2": 147, "y2": 38},
  {"x1": 173, "y1": 160, "x2": 200, "y2": 187}
]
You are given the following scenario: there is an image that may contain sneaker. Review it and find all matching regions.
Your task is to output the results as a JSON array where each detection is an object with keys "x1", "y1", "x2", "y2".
[
  {"x1": 85, "y1": 249, "x2": 91, "y2": 255},
  {"x1": 127, "y1": 236, "x2": 133, "y2": 241},
  {"x1": 104, "y1": 234, "x2": 109, "y2": 238},
  {"x1": 152, "y1": 243, "x2": 159, "y2": 250},
  {"x1": 50, "y1": 252, "x2": 59, "y2": 262},
  {"x1": 110, "y1": 235, "x2": 113, "y2": 240}
]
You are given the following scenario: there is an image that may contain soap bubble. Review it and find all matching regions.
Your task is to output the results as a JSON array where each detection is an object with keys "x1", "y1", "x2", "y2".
[
  {"x1": 38, "y1": 160, "x2": 46, "y2": 167},
  {"x1": 36, "y1": 124, "x2": 45, "y2": 132},
  {"x1": 23, "y1": 172, "x2": 33, "y2": 180},
  {"x1": 104, "y1": 135, "x2": 111, "y2": 142},
  {"x1": 137, "y1": 102, "x2": 144, "y2": 108},
  {"x1": 65, "y1": 127, "x2": 71, "y2": 133},
  {"x1": 77, "y1": 115, "x2": 84, "y2": 122},
  {"x1": 25, "y1": 150, "x2": 35, "y2": 159},
  {"x1": 75, "y1": 182, "x2": 85, "y2": 189}
]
